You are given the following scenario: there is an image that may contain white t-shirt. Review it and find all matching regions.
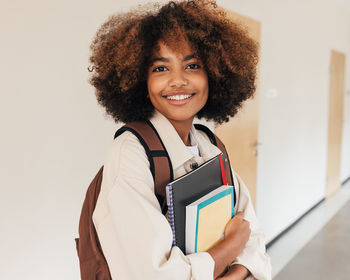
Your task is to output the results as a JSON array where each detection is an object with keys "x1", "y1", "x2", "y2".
[{"x1": 186, "y1": 130, "x2": 200, "y2": 157}]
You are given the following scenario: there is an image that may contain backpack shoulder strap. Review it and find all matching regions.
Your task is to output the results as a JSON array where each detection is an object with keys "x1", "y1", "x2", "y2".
[
  {"x1": 194, "y1": 124, "x2": 235, "y2": 191},
  {"x1": 114, "y1": 120, "x2": 173, "y2": 214}
]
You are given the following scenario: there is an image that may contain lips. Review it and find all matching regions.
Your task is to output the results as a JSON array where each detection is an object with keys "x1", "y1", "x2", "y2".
[
  {"x1": 163, "y1": 92, "x2": 195, "y2": 100},
  {"x1": 165, "y1": 94, "x2": 193, "y2": 101},
  {"x1": 162, "y1": 92, "x2": 195, "y2": 105}
]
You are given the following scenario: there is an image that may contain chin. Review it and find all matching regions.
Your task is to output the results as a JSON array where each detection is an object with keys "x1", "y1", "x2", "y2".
[{"x1": 166, "y1": 112, "x2": 197, "y2": 123}]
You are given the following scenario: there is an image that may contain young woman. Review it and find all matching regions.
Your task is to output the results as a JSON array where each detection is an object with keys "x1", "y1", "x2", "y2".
[{"x1": 89, "y1": 0, "x2": 271, "y2": 279}]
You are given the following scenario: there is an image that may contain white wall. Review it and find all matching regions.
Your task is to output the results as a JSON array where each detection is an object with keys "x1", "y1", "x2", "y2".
[
  {"x1": 1, "y1": 0, "x2": 349, "y2": 279},
  {"x1": 0, "y1": 0, "x2": 157, "y2": 279},
  {"x1": 341, "y1": 88, "x2": 350, "y2": 182}
]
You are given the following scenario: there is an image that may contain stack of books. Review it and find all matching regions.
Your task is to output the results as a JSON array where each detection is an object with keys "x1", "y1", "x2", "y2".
[{"x1": 166, "y1": 154, "x2": 235, "y2": 254}]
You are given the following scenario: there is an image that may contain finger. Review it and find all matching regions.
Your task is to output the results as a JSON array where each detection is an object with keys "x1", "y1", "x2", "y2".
[
  {"x1": 235, "y1": 212, "x2": 244, "y2": 219},
  {"x1": 240, "y1": 220, "x2": 250, "y2": 230}
]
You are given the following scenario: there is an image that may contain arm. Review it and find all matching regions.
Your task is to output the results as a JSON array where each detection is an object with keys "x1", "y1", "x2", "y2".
[
  {"x1": 93, "y1": 132, "x2": 215, "y2": 280},
  {"x1": 227, "y1": 172, "x2": 272, "y2": 280},
  {"x1": 207, "y1": 212, "x2": 250, "y2": 279},
  {"x1": 218, "y1": 264, "x2": 250, "y2": 280}
]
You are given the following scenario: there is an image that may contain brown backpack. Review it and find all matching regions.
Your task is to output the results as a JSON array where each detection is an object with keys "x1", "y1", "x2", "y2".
[{"x1": 75, "y1": 121, "x2": 234, "y2": 280}]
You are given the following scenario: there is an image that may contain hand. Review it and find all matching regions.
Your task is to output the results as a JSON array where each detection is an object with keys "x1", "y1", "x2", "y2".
[
  {"x1": 216, "y1": 264, "x2": 250, "y2": 280},
  {"x1": 224, "y1": 212, "x2": 251, "y2": 255},
  {"x1": 207, "y1": 212, "x2": 251, "y2": 278}
]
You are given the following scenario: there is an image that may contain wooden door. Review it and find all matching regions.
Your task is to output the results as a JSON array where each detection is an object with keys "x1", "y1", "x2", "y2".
[
  {"x1": 215, "y1": 11, "x2": 261, "y2": 208},
  {"x1": 326, "y1": 50, "x2": 346, "y2": 198}
]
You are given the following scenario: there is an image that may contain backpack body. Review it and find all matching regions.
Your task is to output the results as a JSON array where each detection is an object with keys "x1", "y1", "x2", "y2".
[
  {"x1": 75, "y1": 121, "x2": 233, "y2": 280},
  {"x1": 75, "y1": 167, "x2": 111, "y2": 280}
]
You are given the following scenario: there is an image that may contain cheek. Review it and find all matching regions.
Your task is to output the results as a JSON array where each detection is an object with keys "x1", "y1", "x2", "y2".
[
  {"x1": 146, "y1": 76, "x2": 153, "y2": 94},
  {"x1": 198, "y1": 74, "x2": 209, "y2": 98},
  {"x1": 201, "y1": 77, "x2": 209, "y2": 107},
  {"x1": 147, "y1": 76, "x2": 165, "y2": 97}
]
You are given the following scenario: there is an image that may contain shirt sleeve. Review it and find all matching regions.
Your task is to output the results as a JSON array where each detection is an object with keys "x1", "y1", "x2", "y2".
[
  {"x1": 93, "y1": 132, "x2": 215, "y2": 280},
  {"x1": 230, "y1": 172, "x2": 272, "y2": 280}
]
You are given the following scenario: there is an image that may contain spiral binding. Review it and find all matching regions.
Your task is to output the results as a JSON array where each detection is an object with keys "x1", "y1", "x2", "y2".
[{"x1": 166, "y1": 184, "x2": 176, "y2": 246}]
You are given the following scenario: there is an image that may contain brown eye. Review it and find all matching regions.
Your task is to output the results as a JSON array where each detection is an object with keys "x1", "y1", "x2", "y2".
[
  {"x1": 152, "y1": 66, "x2": 168, "y2": 72},
  {"x1": 186, "y1": 63, "x2": 200, "y2": 69}
]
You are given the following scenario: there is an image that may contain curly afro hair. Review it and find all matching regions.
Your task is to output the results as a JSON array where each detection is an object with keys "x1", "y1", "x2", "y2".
[{"x1": 89, "y1": 0, "x2": 258, "y2": 124}]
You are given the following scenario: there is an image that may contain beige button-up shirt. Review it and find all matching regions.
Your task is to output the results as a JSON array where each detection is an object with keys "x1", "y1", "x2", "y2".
[{"x1": 93, "y1": 110, "x2": 271, "y2": 280}]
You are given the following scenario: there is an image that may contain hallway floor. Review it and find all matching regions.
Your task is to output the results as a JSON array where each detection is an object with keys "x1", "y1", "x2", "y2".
[{"x1": 267, "y1": 180, "x2": 350, "y2": 280}]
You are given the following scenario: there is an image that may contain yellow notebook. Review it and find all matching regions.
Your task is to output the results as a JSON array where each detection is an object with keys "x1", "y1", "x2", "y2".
[{"x1": 185, "y1": 185, "x2": 234, "y2": 254}]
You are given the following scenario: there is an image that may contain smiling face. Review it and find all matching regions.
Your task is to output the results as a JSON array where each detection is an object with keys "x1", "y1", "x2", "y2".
[{"x1": 147, "y1": 41, "x2": 209, "y2": 129}]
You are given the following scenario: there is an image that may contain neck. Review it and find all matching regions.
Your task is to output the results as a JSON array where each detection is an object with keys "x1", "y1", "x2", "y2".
[{"x1": 168, "y1": 118, "x2": 193, "y2": 146}]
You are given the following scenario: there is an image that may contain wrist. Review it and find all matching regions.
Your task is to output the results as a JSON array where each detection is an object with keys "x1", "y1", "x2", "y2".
[
  {"x1": 223, "y1": 264, "x2": 250, "y2": 280},
  {"x1": 207, "y1": 239, "x2": 239, "y2": 278}
]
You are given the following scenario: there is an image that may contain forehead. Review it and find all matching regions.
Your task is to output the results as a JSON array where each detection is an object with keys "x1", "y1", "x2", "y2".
[{"x1": 151, "y1": 40, "x2": 196, "y2": 59}]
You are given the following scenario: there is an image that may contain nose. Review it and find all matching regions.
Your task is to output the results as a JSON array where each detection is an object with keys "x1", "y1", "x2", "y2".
[{"x1": 168, "y1": 69, "x2": 188, "y2": 88}]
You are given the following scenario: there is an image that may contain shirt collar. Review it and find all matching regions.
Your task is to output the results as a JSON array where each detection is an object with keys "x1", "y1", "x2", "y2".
[
  {"x1": 190, "y1": 124, "x2": 222, "y2": 161},
  {"x1": 149, "y1": 110, "x2": 222, "y2": 170},
  {"x1": 149, "y1": 110, "x2": 194, "y2": 170}
]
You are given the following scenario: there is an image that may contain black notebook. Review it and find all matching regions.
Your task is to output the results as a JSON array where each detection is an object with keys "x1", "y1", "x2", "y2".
[{"x1": 165, "y1": 153, "x2": 231, "y2": 253}]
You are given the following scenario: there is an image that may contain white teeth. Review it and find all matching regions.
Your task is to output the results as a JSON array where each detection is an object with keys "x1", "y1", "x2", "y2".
[{"x1": 166, "y1": 94, "x2": 192, "y2": 101}]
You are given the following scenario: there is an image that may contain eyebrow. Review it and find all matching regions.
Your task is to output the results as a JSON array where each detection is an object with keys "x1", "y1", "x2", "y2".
[{"x1": 150, "y1": 54, "x2": 196, "y2": 65}]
